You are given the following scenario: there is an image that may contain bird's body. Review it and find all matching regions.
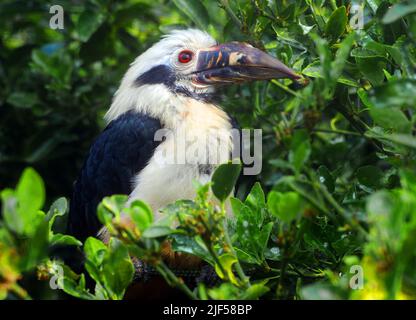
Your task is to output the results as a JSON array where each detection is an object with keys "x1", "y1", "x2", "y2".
[
  {"x1": 128, "y1": 98, "x2": 233, "y2": 214},
  {"x1": 67, "y1": 29, "x2": 299, "y2": 270},
  {"x1": 68, "y1": 99, "x2": 236, "y2": 241}
]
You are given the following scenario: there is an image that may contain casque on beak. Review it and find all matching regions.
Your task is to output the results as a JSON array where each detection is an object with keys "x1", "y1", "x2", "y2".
[{"x1": 192, "y1": 42, "x2": 301, "y2": 85}]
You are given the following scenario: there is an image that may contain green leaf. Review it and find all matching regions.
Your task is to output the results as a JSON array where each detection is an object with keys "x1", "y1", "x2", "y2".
[
  {"x1": 311, "y1": 35, "x2": 331, "y2": 83},
  {"x1": 298, "y1": 21, "x2": 315, "y2": 35},
  {"x1": 234, "y1": 248, "x2": 258, "y2": 264},
  {"x1": 231, "y1": 197, "x2": 264, "y2": 264},
  {"x1": 7, "y1": 92, "x2": 39, "y2": 109},
  {"x1": 142, "y1": 226, "x2": 174, "y2": 238},
  {"x1": 97, "y1": 195, "x2": 127, "y2": 225},
  {"x1": 258, "y1": 222, "x2": 273, "y2": 254},
  {"x1": 16, "y1": 168, "x2": 45, "y2": 228},
  {"x1": 289, "y1": 130, "x2": 311, "y2": 173},
  {"x1": 113, "y1": 3, "x2": 154, "y2": 27},
  {"x1": 172, "y1": 0, "x2": 209, "y2": 30},
  {"x1": 244, "y1": 182, "x2": 266, "y2": 223},
  {"x1": 102, "y1": 238, "x2": 134, "y2": 299},
  {"x1": 356, "y1": 57, "x2": 386, "y2": 86},
  {"x1": 59, "y1": 264, "x2": 96, "y2": 300},
  {"x1": 269, "y1": 159, "x2": 295, "y2": 171},
  {"x1": 84, "y1": 237, "x2": 108, "y2": 268},
  {"x1": 240, "y1": 281, "x2": 270, "y2": 299},
  {"x1": 214, "y1": 253, "x2": 239, "y2": 286},
  {"x1": 264, "y1": 247, "x2": 281, "y2": 261},
  {"x1": 387, "y1": 134, "x2": 416, "y2": 149},
  {"x1": 46, "y1": 197, "x2": 68, "y2": 233},
  {"x1": 85, "y1": 259, "x2": 103, "y2": 289},
  {"x1": 245, "y1": 182, "x2": 266, "y2": 209},
  {"x1": 207, "y1": 283, "x2": 240, "y2": 300},
  {"x1": 267, "y1": 191, "x2": 304, "y2": 223},
  {"x1": 359, "y1": 87, "x2": 411, "y2": 133},
  {"x1": 366, "y1": 190, "x2": 394, "y2": 220},
  {"x1": 50, "y1": 234, "x2": 82, "y2": 246},
  {"x1": 369, "y1": 108, "x2": 411, "y2": 133},
  {"x1": 368, "y1": 79, "x2": 416, "y2": 110},
  {"x1": 302, "y1": 60, "x2": 358, "y2": 87},
  {"x1": 0, "y1": 228, "x2": 13, "y2": 247},
  {"x1": 351, "y1": 43, "x2": 389, "y2": 86},
  {"x1": 366, "y1": 130, "x2": 416, "y2": 149},
  {"x1": 46, "y1": 197, "x2": 67, "y2": 222},
  {"x1": 301, "y1": 282, "x2": 343, "y2": 300},
  {"x1": 356, "y1": 165, "x2": 383, "y2": 189},
  {"x1": 2, "y1": 168, "x2": 45, "y2": 235},
  {"x1": 211, "y1": 161, "x2": 241, "y2": 202},
  {"x1": 317, "y1": 165, "x2": 335, "y2": 193},
  {"x1": 1, "y1": 189, "x2": 21, "y2": 234},
  {"x1": 365, "y1": 0, "x2": 379, "y2": 13},
  {"x1": 171, "y1": 234, "x2": 214, "y2": 265},
  {"x1": 351, "y1": 47, "x2": 386, "y2": 59},
  {"x1": 20, "y1": 220, "x2": 49, "y2": 271},
  {"x1": 382, "y1": 3, "x2": 416, "y2": 24},
  {"x1": 31, "y1": 50, "x2": 72, "y2": 84},
  {"x1": 61, "y1": 277, "x2": 96, "y2": 300},
  {"x1": 128, "y1": 200, "x2": 153, "y2": 232},
  {"x1": 76, "y1": 10, "x2": 105, "y2": 42},
  {"x1": 93, "y1": 282, "x2": 109, "y2": 300},
  {"x1": 325, "y1": 6, "x2": 347, "y2": 41},
  {"x1": 331, "y1": 32, "x2": 356, "y2": 80}
]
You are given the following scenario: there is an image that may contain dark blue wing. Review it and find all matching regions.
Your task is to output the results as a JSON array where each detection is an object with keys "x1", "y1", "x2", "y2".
[{"x1": 67, "y1": 111, "x2": 162, "y2": 242}]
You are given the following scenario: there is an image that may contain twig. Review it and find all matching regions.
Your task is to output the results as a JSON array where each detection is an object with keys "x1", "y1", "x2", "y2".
[
  {"x1": 219, "y1": 0, "x2": 243, "y2": 29},
  {"x1": 312, "y1": 128, "x2": 361, "y2": 136},
  {"x1": 332, "y1": 101, "x2": 389, "y2": 155},
  {"x1": 271, "y1": 79, "x2": 304, "y2": 98},
  {"x1": 317, "y1": 182, "x2": 368, "y2": 237},
  {"x1": 221, "y1": 217, "x2": 251, "y2": 288},
  {"x1": 156, "y1": 261, "x2": 198, "y2": 299},
  {"x1": 11, "y1": 283, "x2": 31, "y2": 300}
]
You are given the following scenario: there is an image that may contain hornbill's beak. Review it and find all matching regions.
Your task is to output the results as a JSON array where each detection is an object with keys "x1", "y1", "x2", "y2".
[{"x1": 192, "y1": 42, "x2": 301, "y2": 85}]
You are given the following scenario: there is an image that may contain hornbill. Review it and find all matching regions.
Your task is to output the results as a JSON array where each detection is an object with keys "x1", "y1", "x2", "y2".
[{"x1": 67, "y1": 29, "x2": 300, "y2": 297}]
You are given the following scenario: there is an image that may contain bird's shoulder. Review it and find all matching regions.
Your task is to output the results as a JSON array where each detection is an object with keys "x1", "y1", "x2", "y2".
[
  {"x1": 81, "y1": 110, "x2": 162, "y2": 191},
  {"x1": 102, "y1": 110, "x2": 162, "y2": 146},
  {"x1": 94, "y1": 110, "x2": 160, "y2": 158}
]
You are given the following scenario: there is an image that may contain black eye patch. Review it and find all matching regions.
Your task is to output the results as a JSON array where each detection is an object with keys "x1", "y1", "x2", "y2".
[
  {"x1": 134, "y1": 65, "x2": 176, "y2": 87},
  {"x1": 132, "y1": 63, "x2": 214, "y2": 103}
]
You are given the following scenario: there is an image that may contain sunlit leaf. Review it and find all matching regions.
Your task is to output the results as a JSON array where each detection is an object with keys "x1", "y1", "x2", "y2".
[
  {"x1": 325, "y1": 6, "x2": 347, "y2": 41},
  {"x1": 214, "y1": 253, "x2": 240, "y2": 286}
]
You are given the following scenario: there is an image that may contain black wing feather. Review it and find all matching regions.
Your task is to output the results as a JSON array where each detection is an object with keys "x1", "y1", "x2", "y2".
[{"x1": 67, "y1": 111, "x2": 162, "y2": 242}]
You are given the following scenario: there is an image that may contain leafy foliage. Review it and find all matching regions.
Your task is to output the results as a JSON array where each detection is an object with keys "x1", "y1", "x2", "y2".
[{"x1": 1, "y1": 0, "x2": 416, "y2": 300}]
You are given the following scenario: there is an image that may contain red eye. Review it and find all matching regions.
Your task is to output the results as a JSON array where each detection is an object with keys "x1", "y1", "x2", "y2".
[{"x1": 178, "y1": 50, "x2": 193, "y2": 63}]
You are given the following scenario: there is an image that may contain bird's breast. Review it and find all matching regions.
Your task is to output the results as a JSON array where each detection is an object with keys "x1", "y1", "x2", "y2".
[{"x1": 129, "y1": 100, "x2": 234, "y2": 217}]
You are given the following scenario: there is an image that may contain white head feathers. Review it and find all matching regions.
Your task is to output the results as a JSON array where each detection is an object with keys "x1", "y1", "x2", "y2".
[{"x1": 105, "y1": 29, "x2": 217, "y2": 123}]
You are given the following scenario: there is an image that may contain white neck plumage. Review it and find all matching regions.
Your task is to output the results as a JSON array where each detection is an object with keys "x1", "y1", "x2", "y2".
[{"x1": 106, "y1": 81, "x2": 228, "y2": 131}]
